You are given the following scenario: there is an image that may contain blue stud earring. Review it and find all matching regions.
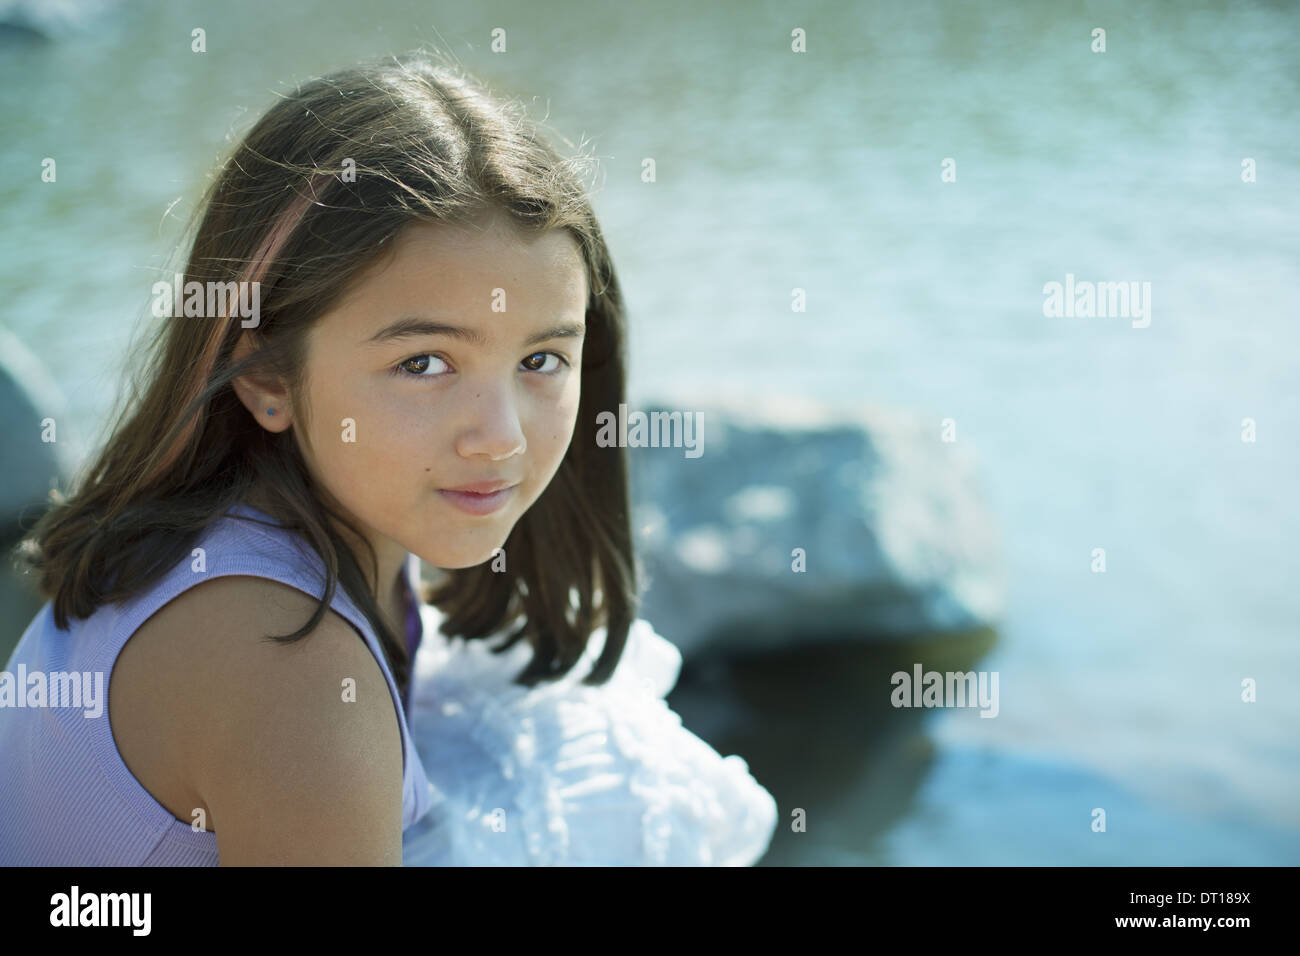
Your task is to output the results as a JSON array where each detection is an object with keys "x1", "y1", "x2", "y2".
[{"x1": 266, "y1": 408, "x2": 275, "y2": 416}]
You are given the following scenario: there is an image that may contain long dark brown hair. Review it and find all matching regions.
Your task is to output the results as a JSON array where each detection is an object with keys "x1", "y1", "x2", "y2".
[{"x1": 12, "y1": 50, "x2": 638, "y2": 695}]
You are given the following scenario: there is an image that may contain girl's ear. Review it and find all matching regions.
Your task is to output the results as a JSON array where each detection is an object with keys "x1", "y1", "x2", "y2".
[{"x1": 230, "y1": 331, "x2": 294, "y2": 433}]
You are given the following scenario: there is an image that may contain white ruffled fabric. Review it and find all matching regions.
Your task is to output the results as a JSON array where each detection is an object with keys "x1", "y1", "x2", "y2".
[{"x1": 400, "y1": 605, "x2": 778, "y2": 866}]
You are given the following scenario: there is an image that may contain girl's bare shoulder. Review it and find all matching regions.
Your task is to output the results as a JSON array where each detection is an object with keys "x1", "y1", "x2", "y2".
[
  {"x1": 116, "y1": 574, "x2": 376, "y2": 694},
  {"x1": 110, "y1": 575, "x2": 402, "y2": 859}
]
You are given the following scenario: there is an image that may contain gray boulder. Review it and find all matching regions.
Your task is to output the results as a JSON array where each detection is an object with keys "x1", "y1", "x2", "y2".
[
  {"x1": 625, "y1": 393, "x2": 1003, "y2": 659},
  {"x1": 0, "y1": 325, "x2": 68, "y2": 658},
  {"x1": 0, "y1": 325, "x2": 68, "y2": 538}
]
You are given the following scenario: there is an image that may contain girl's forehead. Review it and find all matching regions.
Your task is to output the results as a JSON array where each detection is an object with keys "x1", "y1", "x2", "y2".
[
  {"x1": 310, "y1": 221, "x2": 588, "y2": 346},
  {"x1": 388, "y1": 218, "x2": 583, "y2": 272}
]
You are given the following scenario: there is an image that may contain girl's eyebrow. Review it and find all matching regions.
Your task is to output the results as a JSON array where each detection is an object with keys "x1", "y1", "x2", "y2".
[{"x1": 365, "y1": 316, "x2": 585, "y2": 348}]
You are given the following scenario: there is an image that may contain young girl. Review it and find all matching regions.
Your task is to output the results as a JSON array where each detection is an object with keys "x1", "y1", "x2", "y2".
[{"x1": 0, "y1": 52, "x2": 776, "y2": 865}]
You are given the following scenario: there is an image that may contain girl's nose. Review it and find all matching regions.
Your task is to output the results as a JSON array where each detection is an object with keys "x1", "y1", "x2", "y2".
[{"x1": 455, "y1": 384, "x2": 526, "y2": 462}]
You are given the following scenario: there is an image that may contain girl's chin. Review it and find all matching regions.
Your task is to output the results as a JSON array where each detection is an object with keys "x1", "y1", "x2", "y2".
[{"x1": 419, "y1": 543, "x2": 510, "y2": 571}]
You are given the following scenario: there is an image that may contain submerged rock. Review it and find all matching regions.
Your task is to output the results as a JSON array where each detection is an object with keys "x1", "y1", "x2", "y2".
[{"x1": 0, "y1": 0, "x2": 117, "y2": 43}]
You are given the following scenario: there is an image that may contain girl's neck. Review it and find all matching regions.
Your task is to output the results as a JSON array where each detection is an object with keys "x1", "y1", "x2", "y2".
[
  {"x1": 383, "y1": 564, "x2": 410, "y2": 637},
  {"x1": 242, "y1": 482, "x2": 408, "y2": 622}
]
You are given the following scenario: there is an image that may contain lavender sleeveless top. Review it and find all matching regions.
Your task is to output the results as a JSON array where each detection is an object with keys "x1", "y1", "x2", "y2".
[{"x1": 0, "y1": 502, "x2": 434, "y2": 865}]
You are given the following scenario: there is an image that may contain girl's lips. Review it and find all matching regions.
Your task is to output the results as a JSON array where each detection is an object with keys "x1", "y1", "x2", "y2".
[{"x1": 437, "y1": 485, "x2": 516, "y2": 515}]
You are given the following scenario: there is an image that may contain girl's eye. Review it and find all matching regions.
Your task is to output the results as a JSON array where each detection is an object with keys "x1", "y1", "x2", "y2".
[
  {"x1": 520, "y1": 351, "x2": 569, "y2": 374},
  {"x1": 393, "y1": 354, "x2": 451, "y2": 378},
  {"x1": 391, "y1": 351, "x2": 571, "y2": 379}
]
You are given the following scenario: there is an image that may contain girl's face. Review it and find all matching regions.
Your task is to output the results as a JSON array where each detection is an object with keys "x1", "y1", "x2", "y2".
[{"x1": 268, "y1": 215, "x2": 587, "y2": 587}]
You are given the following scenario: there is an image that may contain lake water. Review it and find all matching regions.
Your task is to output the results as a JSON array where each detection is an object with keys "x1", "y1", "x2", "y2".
[{"x1": 2, "y1": 0, "x2": 1297, "y2": 864}]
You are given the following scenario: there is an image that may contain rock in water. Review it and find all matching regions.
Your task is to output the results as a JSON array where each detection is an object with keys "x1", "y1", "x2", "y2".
[{"x1": 626, "y1": 393, "x2": 1003, "y2": 658}]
